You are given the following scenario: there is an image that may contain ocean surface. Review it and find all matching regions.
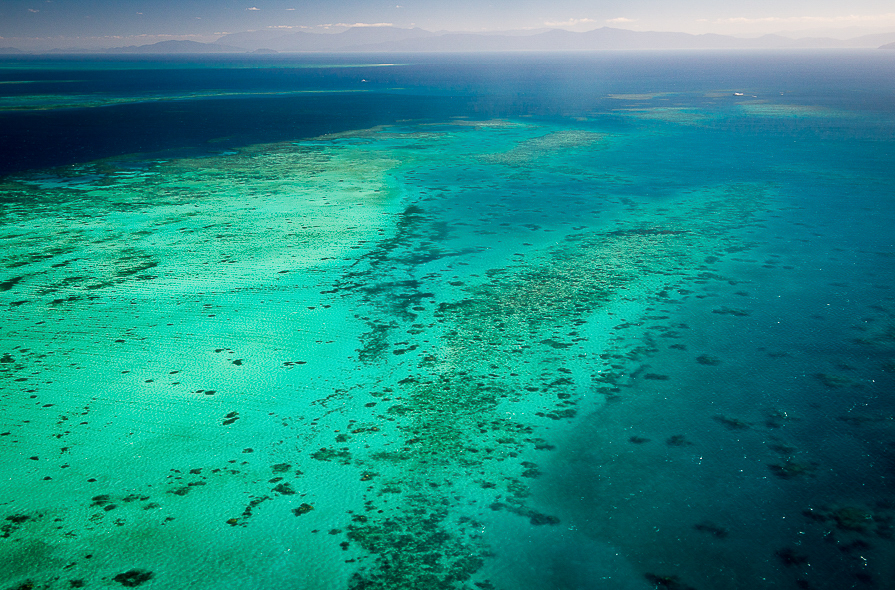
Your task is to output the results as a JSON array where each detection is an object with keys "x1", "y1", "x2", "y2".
[{"x1": 1, "y1": 51, "x2": 894, "y2": 590}]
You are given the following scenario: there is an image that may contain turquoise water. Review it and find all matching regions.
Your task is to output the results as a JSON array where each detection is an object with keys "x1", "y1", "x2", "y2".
[{"x1": 2, "y1": 53, "x2": 895, "y2": 589}]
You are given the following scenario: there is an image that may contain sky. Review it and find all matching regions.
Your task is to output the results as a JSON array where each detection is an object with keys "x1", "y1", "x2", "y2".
[{"x1": 3, "y1": 0, "x2": 895, "y2": 49}]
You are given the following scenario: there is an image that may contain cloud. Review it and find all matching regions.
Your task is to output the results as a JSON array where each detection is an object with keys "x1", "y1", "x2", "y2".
[
  {"x1": 333, "y1": 22, "x2": 394, "y2": 28},
  {"x1": 317, "y1": 22, "x2": 395, "y2": 29},
  {"x1": 715, "y1": 12, "x2": 895, "y2": 25},
  {"x1": 28, "y1": 8, "x2": 40, "y2": 12},
  {"x1": 543, "y1": 18, "x2": 596, "y2": 27},
  {"x1": 606, "y1": 17, "x2": 635, "y2": 24},
  {"x1": 246, "y1": 6, "x2": 260, "y2": 11}
]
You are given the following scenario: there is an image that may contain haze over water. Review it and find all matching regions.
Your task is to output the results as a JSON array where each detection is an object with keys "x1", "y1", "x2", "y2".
[{"x1": 2, "y1": 51, "x2": 895, "y2": 590}]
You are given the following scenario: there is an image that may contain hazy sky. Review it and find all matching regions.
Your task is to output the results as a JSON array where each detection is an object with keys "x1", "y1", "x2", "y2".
[{"x1": 3, "y1": 0, "x2": 895, "y2": 48}]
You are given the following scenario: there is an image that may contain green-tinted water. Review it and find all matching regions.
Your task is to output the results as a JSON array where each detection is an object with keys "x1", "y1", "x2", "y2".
[{"x1": 3, "y1": 58, "x2": 895, "y2": 588}]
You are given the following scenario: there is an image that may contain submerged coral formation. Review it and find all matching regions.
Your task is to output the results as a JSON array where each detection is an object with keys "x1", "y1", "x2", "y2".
[{"x1": 2, "y1": 64, "x2": 894, "y2": 590}]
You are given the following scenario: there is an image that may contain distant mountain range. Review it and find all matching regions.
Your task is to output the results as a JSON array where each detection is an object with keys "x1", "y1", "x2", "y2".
[
  {"x1": 56, "y1": 40, "x2": 247, "y2": 54},
  {"x1": 212, "y1": 26, "x2": 895, "y2": 52},
  {"x1": 4, "y1": 27, "x2": 895, "y2": 54},
  {"x1": 101, "y1": 40, "x2": 247, "y2": 54}
]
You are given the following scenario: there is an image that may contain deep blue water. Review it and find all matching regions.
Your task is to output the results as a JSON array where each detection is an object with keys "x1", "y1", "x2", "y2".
[
  {"x1": 1, "y1": 51, "x2": 895, "y2": 590},
  {"x1": 3, "y1": 51, "x2": 894, "y2": 176}
]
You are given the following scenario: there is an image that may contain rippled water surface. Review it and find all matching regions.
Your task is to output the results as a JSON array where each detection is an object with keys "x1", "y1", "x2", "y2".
[{"x1": 2, "y1": 52, "x2": 895, "y2": 590}]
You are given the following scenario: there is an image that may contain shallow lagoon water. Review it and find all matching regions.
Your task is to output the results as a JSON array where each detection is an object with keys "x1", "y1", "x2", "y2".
[{"x1": 2, "y1": 52, "x2": 895, "y2": 589}]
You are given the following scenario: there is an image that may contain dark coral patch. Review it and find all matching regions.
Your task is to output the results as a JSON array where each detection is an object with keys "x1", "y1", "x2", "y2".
[{"x1": 113, "y1": 569, "x2": 153, "y2": 587}]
